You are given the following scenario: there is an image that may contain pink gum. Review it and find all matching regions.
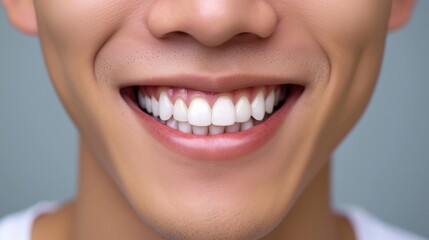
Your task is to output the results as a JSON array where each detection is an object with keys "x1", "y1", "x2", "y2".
[{"x1": 138, "y1": 86, "x2": 282, "y2": 107}]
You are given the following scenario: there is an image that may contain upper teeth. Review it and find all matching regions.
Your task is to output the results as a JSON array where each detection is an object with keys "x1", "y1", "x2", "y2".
[
  {"x1": 138, "y1": 88, "x2": 284, "y2": 134},
  {"x1": 159, "y1": 91, "x2": 173, "y2": 120},
  {"x1": 188, "y1": 97, "x2": 212, "y2": 126},
  {"x1": 212, "y1": 96, "x2": 235, "y2": 126}
]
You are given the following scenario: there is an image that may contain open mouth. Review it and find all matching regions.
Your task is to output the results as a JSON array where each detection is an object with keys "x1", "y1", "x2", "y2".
[
  {"x1": 122, "y1": 84, "x2": 303, "y2": 136},
  {"x1": 121, "y1": 82, "x2": 304, "y2": 160}
]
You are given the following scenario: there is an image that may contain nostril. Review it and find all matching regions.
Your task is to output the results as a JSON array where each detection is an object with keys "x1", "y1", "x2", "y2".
[
  {"x1": 231, "y1": 32, "x2": 266, "y2": 43},
  {"x1": 146, "y1": 0, "x2": 278, "y2": 47},
  {"x1": 158, "y1": 31, "x2": 189, "y2": 40},
  {"x1": 156, "y1": 30, "x2": 261, "y2": 48}
]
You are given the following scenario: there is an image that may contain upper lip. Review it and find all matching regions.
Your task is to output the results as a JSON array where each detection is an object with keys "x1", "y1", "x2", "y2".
[{"x1": 118, "y1": 73, "x2": 307, "y2": 92}]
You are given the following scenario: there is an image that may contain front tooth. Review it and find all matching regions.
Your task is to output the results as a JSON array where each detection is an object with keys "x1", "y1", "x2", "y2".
[
  {"x1": 226, "y1": 123, "x2": 240, "y2": 133},
  {"x1": 151, "y1": 96, "x2": 159, "y2": 117},
  {"x1": 138, "y1": 91, "x2": 146, "y2": 109},
  {"x1": 145, "y1": 96, "x2": 152, "y2": 113},
  {"x1": 166, "y1": 118, "x2": 178, "y2": 130},
  {"x1": 235, "y1": 96, "x2": 251, "y2": 123},
  {"x1": 192, "y1": 126, "x2": 209, "y2": 135},
  {"x1": 265, "y1": 90, "x2": 275, "y2": 114},
  {"x1": 173, "y1": 99, "x2": 188, "y2": 122},
  {"x1": 178, "y1": 122, "x2": 192, "y2": 133},
  {"x1": 209, "y1": 125, "x2": 225, "y2": 135},
  {"x1": 159, "y1": 91, "x2": 173, "y2": 120},
  {"x1": 240, "y1": 119, "x2": 254, "y2": 131},
  {"x1": 251, "y1": 90, "x2": 265, "y2": 120},
  {"x1": 212, "y1": 96, "x2": 235, "y2": 126},
  {"x1": 188, "y1": 97, "x2": 211, "y2": 127}
]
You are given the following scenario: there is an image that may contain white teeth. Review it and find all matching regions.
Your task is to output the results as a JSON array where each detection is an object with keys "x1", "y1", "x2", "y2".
[
  {"x1": 178, "y1": 122, "x2": 192, "y2": 133},
  {"x1": 173, "y1": 98, "x2": 188, "y2": 122},
  {"x1": 166, "y1": 118, "x2": 178, "y2": 129},
  {"x1": 265, "y1": 90, "x2": 275, "y2": 114},
  {"x1": 151, "y1": 96, "x2": 159, "y2": 117},
  {"x1": 235, "y1": 96, "x2": 251, "y2": 123},
  {"x1": 192, "y1": 126, "x2": 209, "y2": 135},
  {"x1": 251, "y1": 90, "x2": 265, "y2": 121},
  {"x1": 212, "y1": 96, "x2": 235, "y2": 126},
  {"x1": 140, "y1": 87, "x2": 285, "y2": 134},
  {"x1": 188, "y1": 97, "x2": 211, "y2": 127},
  {"x1": 226, "y1": 123, "x2": 241, "y2": 133},
  {"x1": 209, "y1": 125, "x2": 225, "y2": 135},
  {"x1": 159, "y1": 91, "x2": 173, "y2": 121},
  {"x1": 138, "y1": 91, "x2": 146, "y2": 109},
  {"x1": 240, "y1": 119, "x2": 254, "y2": 131},
  {"x1": 145, "y1": 96, "x2": 152, "y2": 113}
]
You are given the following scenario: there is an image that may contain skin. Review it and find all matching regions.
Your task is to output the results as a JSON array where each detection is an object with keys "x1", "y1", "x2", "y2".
[{"x1": 2, "y1": 0, "x2": 416, "y2": 239}]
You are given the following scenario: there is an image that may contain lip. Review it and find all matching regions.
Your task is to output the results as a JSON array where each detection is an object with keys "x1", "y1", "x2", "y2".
[
  {"x1": 122, "y1": 81, "x2": 303, "y2": 161},
  {"x1": 118, "y1": 73, "x2": 308, "y2": 92}
]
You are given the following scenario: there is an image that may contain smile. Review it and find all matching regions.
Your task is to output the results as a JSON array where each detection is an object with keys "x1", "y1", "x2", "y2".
[
  {"x1": 121, "y1": 79, "x2": 304, "y2": 160},
  {"x1": 136, "y1": 85, "x2": 289, "y2": 135}
]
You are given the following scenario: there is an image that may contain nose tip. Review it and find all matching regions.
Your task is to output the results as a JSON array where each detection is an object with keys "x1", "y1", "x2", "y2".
[{"x1": 147, "y1": 0, "x2": 278, "y2": 47}]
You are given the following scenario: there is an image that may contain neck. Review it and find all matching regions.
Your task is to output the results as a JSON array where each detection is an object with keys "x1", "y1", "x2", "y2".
[{"x1": 61, "y1": 139, "x2": 353, "y2": 240}]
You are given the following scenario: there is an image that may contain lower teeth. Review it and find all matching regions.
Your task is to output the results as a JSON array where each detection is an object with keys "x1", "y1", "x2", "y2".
[
  {"x1": 154, "y1": 114, "x2": 270, "y2": 135},
  {"x1": 134, "y1": 85, "x2": 290, "y2": 135}
]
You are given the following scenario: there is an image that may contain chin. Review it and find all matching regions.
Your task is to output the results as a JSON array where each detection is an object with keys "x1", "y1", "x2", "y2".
[{"x1": 131, "y1": 192, "x2": 290, "y2": 240}]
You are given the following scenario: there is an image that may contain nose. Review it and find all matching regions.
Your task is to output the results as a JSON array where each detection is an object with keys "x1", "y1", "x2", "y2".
[{"x1": 147, "y1": 0, "x2": 278, "y2": 47}]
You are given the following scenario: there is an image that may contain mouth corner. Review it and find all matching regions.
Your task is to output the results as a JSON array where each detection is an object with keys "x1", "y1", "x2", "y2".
[
  {"x1": 119, "y1": 82, "x2": 304, "y2": 160},
  {"x1": 120, "y1": 83, "x2": 304, "y2": 134}
]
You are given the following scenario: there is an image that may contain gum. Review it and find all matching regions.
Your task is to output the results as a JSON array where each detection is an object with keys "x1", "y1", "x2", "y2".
[{"x1": 138, "y1": 85, "x2": 284, "y2": 107}]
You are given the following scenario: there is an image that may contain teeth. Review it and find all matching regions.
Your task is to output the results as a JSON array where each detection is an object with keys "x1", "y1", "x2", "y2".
[
  {"x1": 178, "y1": 122, "x2": 192, "y2": 133},
  {"x1": 192, "y1": 126, "x2": 209, "y2": 135},
  {"x1": 151, "y1": 96, "x2": 159, "y2": 117},
  {"x1": 212, "y1": 96, "x2": 235, "y2": 126},
  {"x1": 145, "y1": 96, "x2": 152, "y2": 113},
  {"x1": 240, "y1": 119, "x2": 254, "y2": 131},
  {"x1": 173, "y1": 98, "x2": 188, "y2": 122},
  {"x1": 251, "y1": 90, "x2": 265, "y2": 121},
  {"x1": 274, "y1": 88, "x2": 281, "y2": 107},
  {"x1": 159, "y1": 91, "x2": 173, "y2": 120},
  {"x1": 166, "y1": 118, "x2": 178, "y2": 129},
  {"x1": 235, "y1": 96, "x2": 251, "y2": 123},
  {"x1": 188, "y1": 97, "x2": 211, "y2": 127},
  {"x1": 138, "y1": 86, "x2": 288, "y2": 135},
  {"x1": 225, "y1": 123, "x2": 241, "y2": 133},
  {"x1": 138, "y1": 91, "x2": 146, "y2": 109},
  {"x1": 265, "y1": 90, "x2": 275, "y2": 114},
  {"x1": 209, "y1": 125, "x2": 225, "y2": 135},
  {"x1": 157, "y1": 118, "x2": 166, "y2": 124}
]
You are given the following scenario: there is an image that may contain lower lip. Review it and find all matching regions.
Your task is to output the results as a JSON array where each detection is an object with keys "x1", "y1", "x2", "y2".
[{"x1": 124, "y1": 87, "x2": 301, "y2": 161}]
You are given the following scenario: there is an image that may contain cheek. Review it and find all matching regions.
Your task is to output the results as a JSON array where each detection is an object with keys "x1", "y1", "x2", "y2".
[
  {"x1": 34, "y1": 1, "x2": 130, "y2": 66},
  {"x1": 280, "y1": 0, "x2": 392, "y2": 159},
  {"x1": 32, "y1": 0, "x2": 135, "y2": 128},
  {"x1": 318, "y1": 1, "x2": 391, "y2": 128},
  {"x1": 294, "y1": 0, "x2": 391, "y2": 48}
]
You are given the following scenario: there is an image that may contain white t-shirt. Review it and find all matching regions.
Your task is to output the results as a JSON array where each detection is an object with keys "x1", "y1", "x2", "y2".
[{"x1": 0, "y1": 202, "x2": 426, "y2": 240}]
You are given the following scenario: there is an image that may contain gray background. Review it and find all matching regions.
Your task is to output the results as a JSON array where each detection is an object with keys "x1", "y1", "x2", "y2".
[{"x1": 1, "y1": 2, "x2": 428, "y2": 238}]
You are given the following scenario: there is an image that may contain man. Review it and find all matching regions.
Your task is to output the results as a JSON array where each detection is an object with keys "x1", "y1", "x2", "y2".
[{"x1": 0, "y1": 0, "x2": 424, "y2": 239}]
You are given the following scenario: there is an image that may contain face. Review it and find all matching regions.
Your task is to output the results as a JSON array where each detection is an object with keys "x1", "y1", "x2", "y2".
[{"x1": 3, "y1": 0, "x2": 414, "y2": 239}]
